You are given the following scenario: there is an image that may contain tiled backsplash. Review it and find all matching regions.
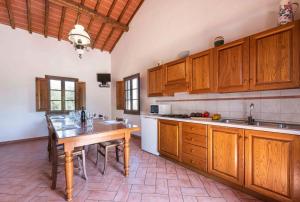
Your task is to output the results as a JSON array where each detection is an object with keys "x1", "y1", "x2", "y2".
[{"x1": 154, "y1": 89, "x2": 300, "y2": 124}]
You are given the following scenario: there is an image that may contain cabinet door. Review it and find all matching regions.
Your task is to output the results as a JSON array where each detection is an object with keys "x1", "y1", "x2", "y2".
[
  {"x1": 164, "y1": 58, "x2": 189, "y2": 93},
  {"x1": 245, "y1": 130, "x2": 296, "y2": 201},
  {"x1": 158, "y1": 120, "x2": 180, "y2": 160},
  {"x1": 250, "y1": 21, "x2": 300, "y2": 90},
  {"x1": 116, "y1": 81, "x2": 124, "y2": 110},
  {"x1": 148, "y1": 66, "x2": 164, "y2": 97},
  {"x1": 189, "y1": 49, "x2": 214, "y2": 93},
  {"x1": 208, "y1": 126, "x2": 244, "y2": 185},
  {"x1": 214, "y1": 38, "x2": 250, "y2": 92}
]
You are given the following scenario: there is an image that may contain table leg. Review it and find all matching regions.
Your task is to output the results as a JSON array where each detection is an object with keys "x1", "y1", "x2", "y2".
[
  {"x1": 64, "y1": 145, "x2": 74, "y2": 201},
  {"x1": 124, "y1": 132, "x2": 131, "y2": 176}
]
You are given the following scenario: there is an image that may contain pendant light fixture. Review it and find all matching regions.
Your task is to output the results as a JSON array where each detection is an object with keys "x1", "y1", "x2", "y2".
[{"x1": 68, "y1": 24, "x2": 91, "y2": 59}]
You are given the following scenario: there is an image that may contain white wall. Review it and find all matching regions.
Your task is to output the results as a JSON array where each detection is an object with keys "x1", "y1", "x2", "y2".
[
  {"x1": 0, "y1": 24, "x2": 111, "y2": 142},
  {"x1": 111, "y1": 0, "x2": 300, "y2": 127}
]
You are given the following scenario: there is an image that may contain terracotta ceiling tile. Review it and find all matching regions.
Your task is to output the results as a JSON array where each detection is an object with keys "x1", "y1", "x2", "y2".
[{"x1": 0, "y1": 0, "x2": 144, "y2": 52}]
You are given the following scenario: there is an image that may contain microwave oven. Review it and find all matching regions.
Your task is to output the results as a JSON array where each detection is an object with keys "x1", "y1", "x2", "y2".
[{"x1": 150, "y1": 104, "x2": 171, "y2": 115}]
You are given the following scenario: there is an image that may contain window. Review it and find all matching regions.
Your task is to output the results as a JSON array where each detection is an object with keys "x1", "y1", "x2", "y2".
[
  {"x1": 124, "y1": 73, "x2": 140, "y2": 115},
  {"x1": 47, "y1": 76, "x2": 77, "y2": 112}
]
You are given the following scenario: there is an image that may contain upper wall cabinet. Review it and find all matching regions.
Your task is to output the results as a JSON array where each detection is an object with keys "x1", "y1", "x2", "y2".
[
  {"x1": 164, "y1": 58, "x2": 189, "y2": 93},
  {"x1": 189, "y1": 49, "x2": 214, "y2": 93},
  {"x1": 214, "y1": 37, "x2": 250, "y2": 93},
  {"x1": 148, "y1": 65, "x2": 164, "y2": 97},
  {"x1": 250, "y1": 21, "x2": 300, "y2": 91}
]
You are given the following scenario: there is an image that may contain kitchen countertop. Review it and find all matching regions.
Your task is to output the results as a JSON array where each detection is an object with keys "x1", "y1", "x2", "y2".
[{"x1": 141, "y1": 114, "x2": 300, "y2": 136}]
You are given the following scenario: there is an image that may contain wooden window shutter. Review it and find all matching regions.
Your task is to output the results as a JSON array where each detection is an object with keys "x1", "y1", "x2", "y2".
[
  {"x1": 116, "y1": 81, "x2": 124, "y2": 110},
  {"x1": 76, "y1": 81, "x2": 86, "y2": 110},
  {"x1": 36, "y1": 77, "x2": 49, "y2": 111}
]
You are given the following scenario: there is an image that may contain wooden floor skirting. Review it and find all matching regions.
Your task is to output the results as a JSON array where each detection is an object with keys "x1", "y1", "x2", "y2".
[{"x1": 0, "y1": 136, "x2": 48, "y2": 145}]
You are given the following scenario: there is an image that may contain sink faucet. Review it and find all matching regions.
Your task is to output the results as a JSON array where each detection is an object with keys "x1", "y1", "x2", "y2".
[{"x1": 248, "y1": 103, "x2": 255, "y2": 125}]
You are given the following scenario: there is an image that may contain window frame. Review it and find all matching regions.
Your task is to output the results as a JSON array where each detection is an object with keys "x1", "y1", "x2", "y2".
[
  {"x1": 123, "y1": 73, "x2": 140, "y2": 115},
  {"x1": 46, "y1": 75, "x2": 78, "y2": 113}
]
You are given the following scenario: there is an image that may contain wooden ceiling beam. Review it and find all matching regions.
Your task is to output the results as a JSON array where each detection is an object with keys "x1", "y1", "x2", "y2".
[
  {"x1": 58, "y1": 7, "x2": 66, "y2": 41},
  {"x1": 4, "y1": 0, "x2": 15, "y2": 29},
  {"x1": 102, "y1": 0, "x2": 131, "y2": 50},
  {"x1": 49, "y1": 0, "x2": 129, "y2": 31},
  {"x1": 92, "y1": 23, "x2": 105, "y2": 49},
  {"x1": 109, "y1": 0, "x2": 144, "y2": 52},
  {"x1": 26, "y1": 0, "x2": 32, "y2": 33},
  {"x1": 101, "y1": 28, "x2": 113, "y2": 50},
  {"x1": 44, "y1": 0, "x2": 49, "y2": 37},
  {"x1": 87, "y1": 0, "x2": 101, "y2": 31},
  {"x1": 128, "y1": 0, "x2": 144, "y2": 25},
  {"x1": 92, "y1": 0, "x2": 117, "y2": 49},
  {"x1": 109, "y1": 31, "x2": 123, "y2": 53}
]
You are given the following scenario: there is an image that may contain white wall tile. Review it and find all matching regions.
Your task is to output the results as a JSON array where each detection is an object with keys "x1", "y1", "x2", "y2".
[
  {"x1": 229, "y1": 100, "x2": 245, "y2": 112},
  {"x1": 261, "y1": 113, "x2": 282, "y2": 122},
  {"x1": 280, "y1": 99, "x2": 300, "y2": 114},
  {"x1": 261, "y1": 100, "x2": 281, "y2": 113},
  {"x1": 280, "y1": 113, "x2": 300, "y2": 124}
]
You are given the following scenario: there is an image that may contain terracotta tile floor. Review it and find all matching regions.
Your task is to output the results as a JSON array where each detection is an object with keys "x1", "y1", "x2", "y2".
[{"x1": 0, "y1": 137, "x2": 262, "y2": 202}]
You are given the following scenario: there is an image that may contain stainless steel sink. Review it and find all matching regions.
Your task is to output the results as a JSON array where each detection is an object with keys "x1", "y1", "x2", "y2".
[
  {"x1": 219, "y1": 119, "x2": 300, "y2": 130},
  {"x1": 220, "y1": 119, "x2": 248, "y2": 125},
  {"x1": 253, "y1": 121, "x2": 300, "y2": 130}
]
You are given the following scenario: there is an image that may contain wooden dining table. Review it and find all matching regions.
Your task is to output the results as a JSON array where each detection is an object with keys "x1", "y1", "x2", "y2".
[{"x1": 49, "y1": 116, "x2": 140, "y2": 201}]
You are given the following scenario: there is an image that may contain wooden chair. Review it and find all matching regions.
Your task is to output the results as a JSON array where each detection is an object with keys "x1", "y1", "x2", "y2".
[
  {"x1": 47, "y1": 117, "x2": 88, "y2": 189},
  {"x1": 96, "y1": 140, "x2": 124, "y2": 174},
  {"x1": 51, "y1": 142, "x2": 88, "y2": 189},
  {"x1": 46, "y1": 115, "x2": 53, "y2": 162}
]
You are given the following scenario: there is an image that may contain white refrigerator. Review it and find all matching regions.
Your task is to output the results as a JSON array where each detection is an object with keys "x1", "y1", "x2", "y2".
[{"x1": 141, "y1": 116, "x2": 159, "y2": 155}]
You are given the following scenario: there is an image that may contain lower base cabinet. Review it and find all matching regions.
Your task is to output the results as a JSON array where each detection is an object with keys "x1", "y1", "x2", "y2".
[
  {"x1": 245, "y1": 130, "x2": 300, "y2": 202},
  {"x1": 158, "y1": 120, "x2": 181, "y2": 161},
  {"x1": 182, "y1": 122, "x2": 207, "y2": 172},
  {"x1": 208, "y1": 126, "x2": 244, "y2": 185},
  {"x1": 158, "y1": 120, "x2": 300, "y2": 201}
]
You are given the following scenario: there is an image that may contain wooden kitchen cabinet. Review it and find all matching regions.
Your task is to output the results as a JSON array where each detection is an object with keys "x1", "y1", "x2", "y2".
[
  {"x1": 148, "y1": 65, "x2": 164, "y2": 97},
  {"x1": 182, "y1": 122, "x2": 207, "y2": 172},
  {"x1": 116, "y1": 81, "x2": 124, "y2": 110},
  {"x1": 208, "y1": 126, "x2": 244, "y2": 185},
  {"x1": 189, "y1": 49, "x2": 214, "y2": 93},
  {"x1": 250, "y1": 21, "x2": 300, "y2": 91},
  {"x1": 245, "y1": 130, "x2": 300, "y2": 201},
  {"x1": 164, "y1": 58, "x2": 189, "y2": 93},
  {"x1": 158, "y1": 120, "x2": 181, "y2": 161},
  {"x1": 214, "y1": 37, "x2": 250, "y2": 92}
]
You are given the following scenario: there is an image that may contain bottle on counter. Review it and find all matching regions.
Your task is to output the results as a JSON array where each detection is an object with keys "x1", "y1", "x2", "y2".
[{"x1": 81, "y1": 106, "x2": 86, "y2": 123}]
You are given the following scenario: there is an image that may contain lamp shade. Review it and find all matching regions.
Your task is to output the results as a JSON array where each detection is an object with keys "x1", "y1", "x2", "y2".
[{"x1": 68, "y1": 24, "x2": 91, "y2": 46}]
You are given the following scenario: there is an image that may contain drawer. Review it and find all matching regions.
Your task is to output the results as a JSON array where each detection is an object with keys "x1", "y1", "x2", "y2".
[
  {"x1": 182, "y1": 132, "x2": 207, "y2": 148},
  {"x1": 182, "y1": 152, "x2": 207, "y2": 172},
  {"x1": 182, "y1": 143, "x2": 207, "y2": 159},
  {"x1": 182, "y1": 123, "x2": 206, "y2": 135}
]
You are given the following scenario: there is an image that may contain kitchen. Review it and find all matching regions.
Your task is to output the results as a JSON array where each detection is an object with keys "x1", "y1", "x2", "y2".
[
  {"x1": 116, "y1": 1, "x2": 300, "y2": 201},
  {"x1": 1, "y1": 0, "x2": 300, "y2": 201}
]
